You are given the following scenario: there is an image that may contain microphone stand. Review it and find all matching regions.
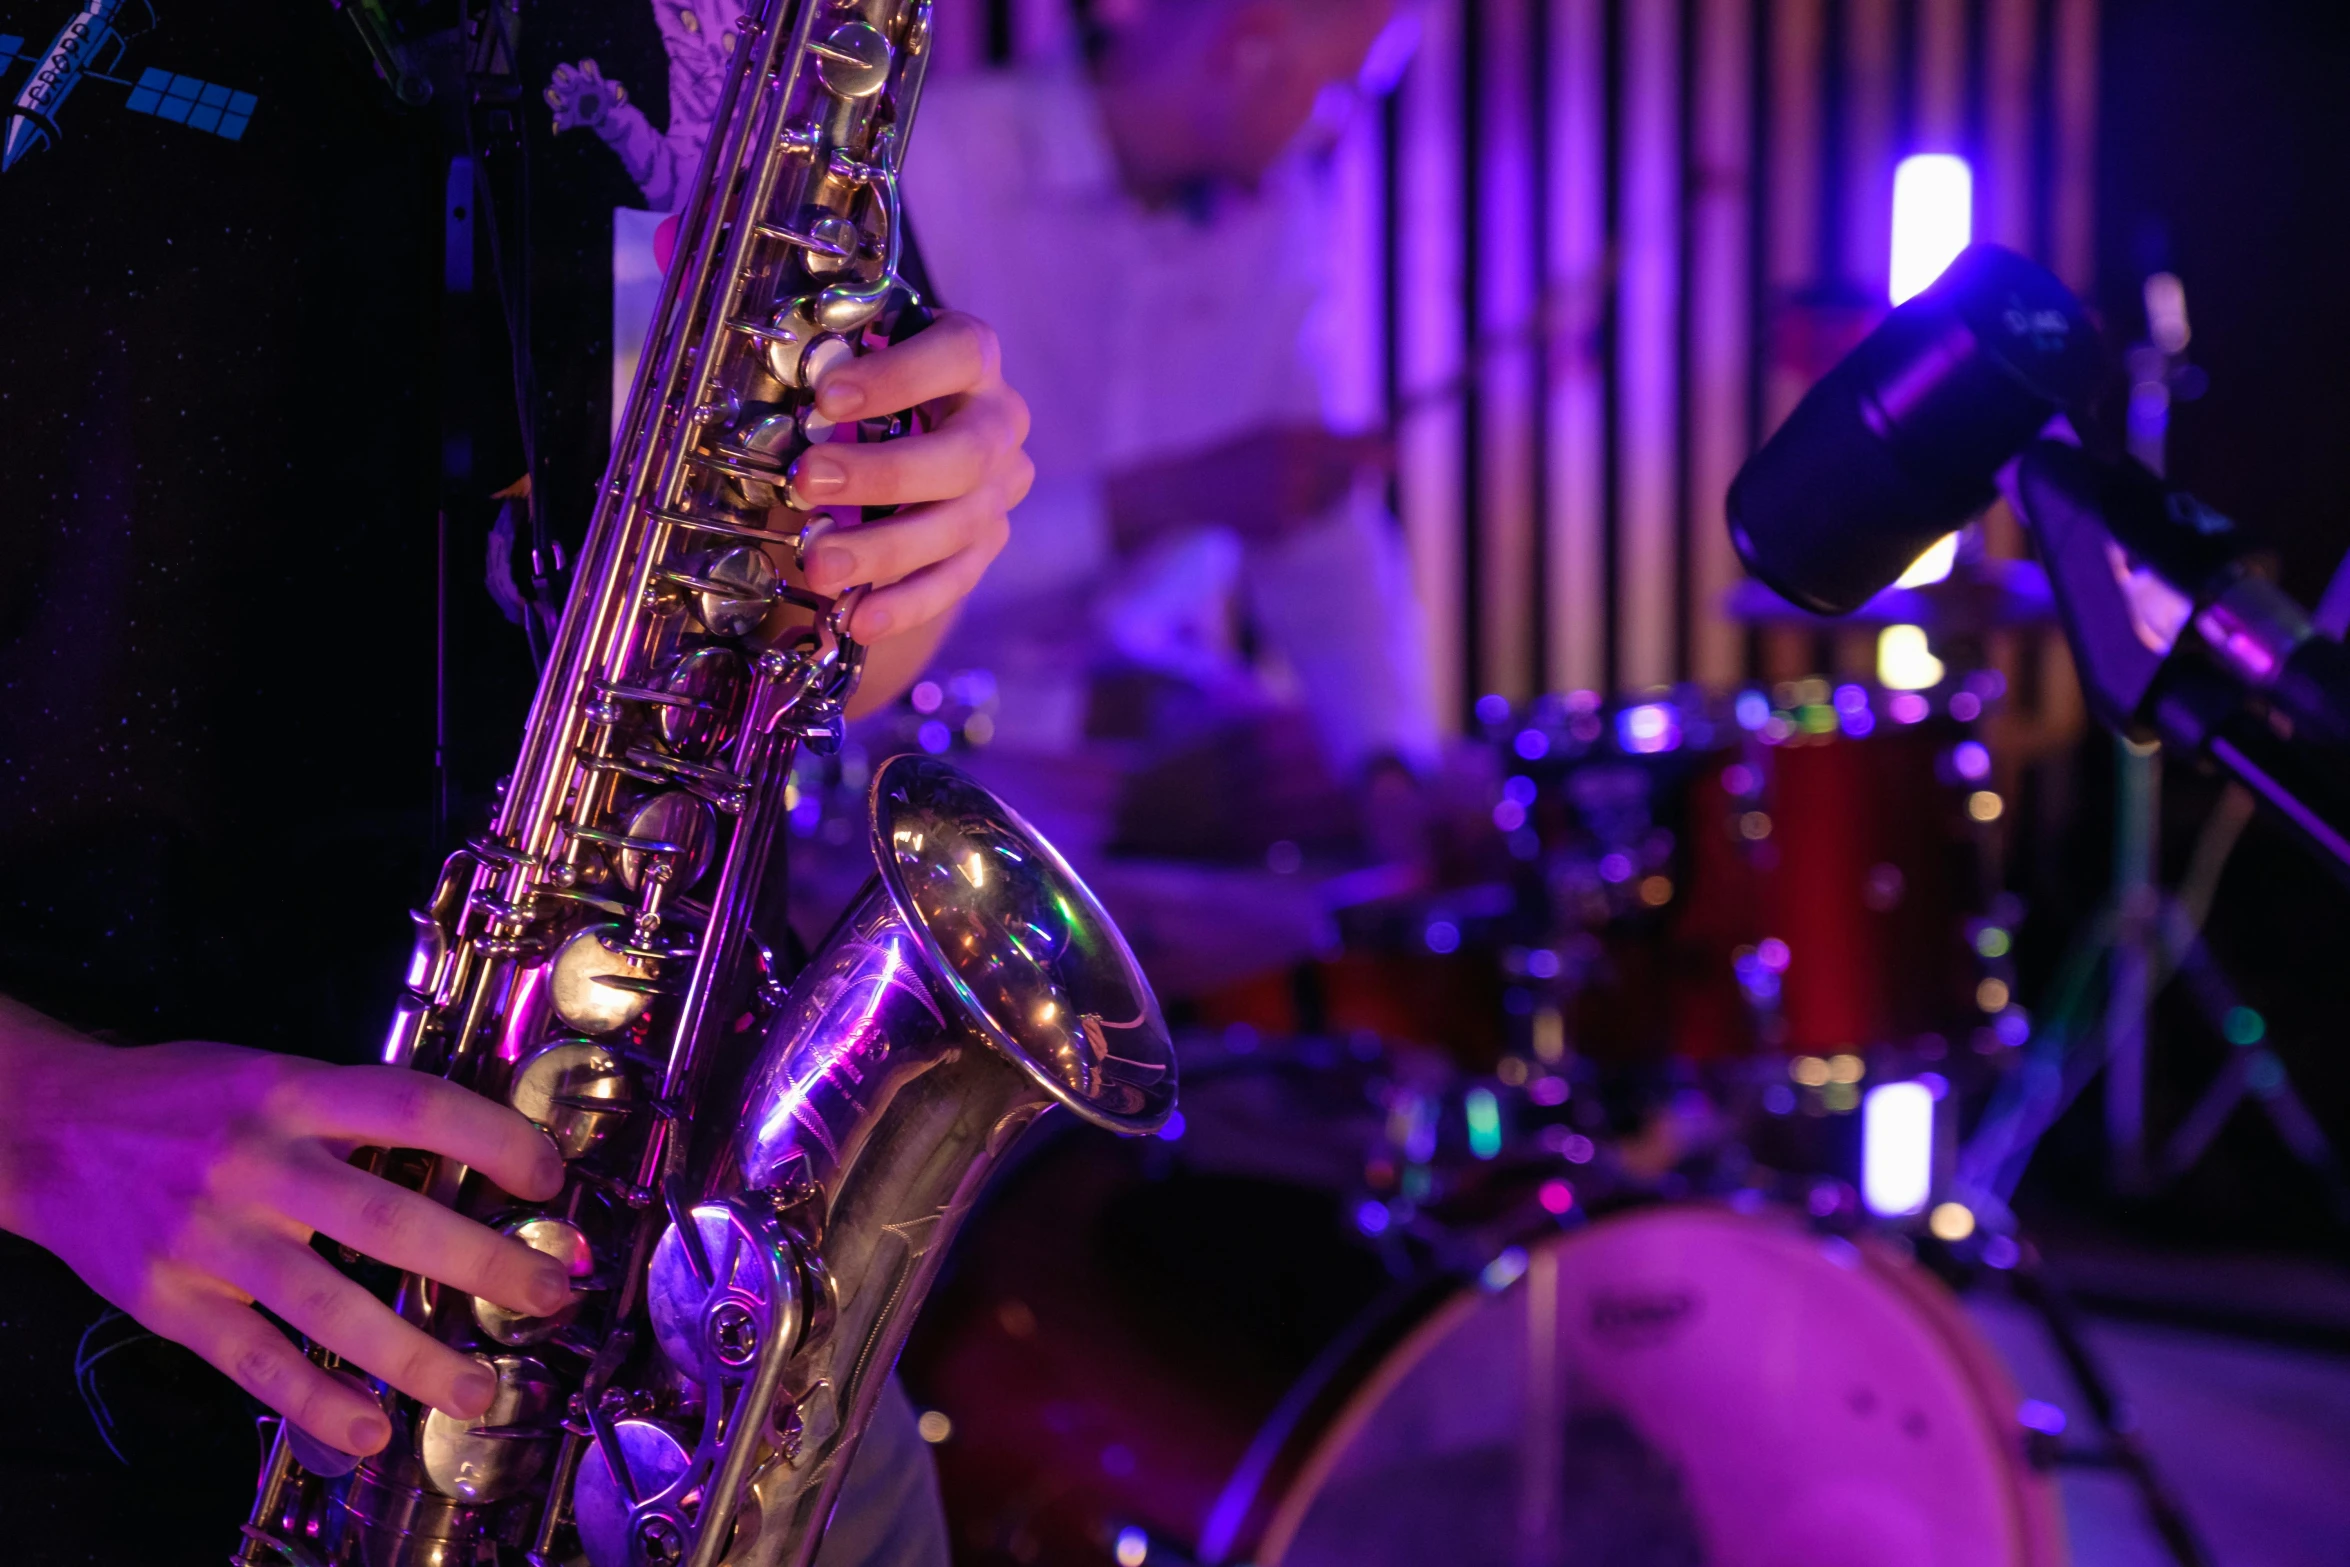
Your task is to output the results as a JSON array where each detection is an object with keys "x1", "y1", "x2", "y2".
[
  {"x1": 1958, "y1": 435, "x2": 2350, "y2": 1227},
  {"x1": 2003, "y1": 438, "x2": 2350, "y2": 882}
]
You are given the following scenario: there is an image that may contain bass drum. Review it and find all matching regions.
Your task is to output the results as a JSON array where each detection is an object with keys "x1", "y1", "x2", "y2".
[{"x1": 899, "y1": 1050, "x2": 2064, "y2": 1567}]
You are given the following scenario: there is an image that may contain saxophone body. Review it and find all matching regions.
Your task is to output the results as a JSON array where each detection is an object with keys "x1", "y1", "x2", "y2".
[{"x1": 236, "y1": 4, "x2": 1177, "y2": 1563}]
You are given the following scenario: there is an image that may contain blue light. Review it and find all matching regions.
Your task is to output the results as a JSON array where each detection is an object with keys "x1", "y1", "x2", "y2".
[
  {"x1": 1503, "y1": 774, "x2": 1538, "y2": 807},
  {"x1": 1735, "y1": 690, "x2": 1771, "y2": 730},
  {"x1": 1466, "y1": 1087, "x2": 1502, "y2": 1160},
  {"x1": 1354, "y1": 1199, "x2": 1392, "y2": 1237},
  {"x1": 2017, "y1": 1399, "x2": 2067, "y2": 1437},
  {"x1": 1155, "y1": 1110, "x2": 1187, "y2": 1142},
  {"x1": 1479, "y1": 1246, "x2": 1529, "y2": 1292},
  {"x1": 1475, "y1": 693, "x2": 1512, "y2": 727},
  {"x1": 1424, "y1": 920, "x2": 1461, "y2": 955},
  {"x1": 917, "y1": 719, "x2": 952, "y2": 754},
  {"x1": 1513, "y1": 728, "x2": 1551, "y2": 761}
]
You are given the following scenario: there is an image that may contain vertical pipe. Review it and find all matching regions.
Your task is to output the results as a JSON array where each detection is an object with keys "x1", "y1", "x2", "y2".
[
  {"x1": 1460, "y1": 0, "x2": 1486, "y2": 716},
  {"x1": 1914, "y1": 0, "x2": 1969, "y2": 148},
  {"x1": 1759, "y1": 0, "x2": 1823, "y2": 680},
  {"x1": 1842, "y1": 0, "x2": 1897, "y2": 295},
  {"x1": 1687, "y1": 0, "x2": 1754, "y2": 688},
  {"x1": 1399, "y1": 0, "x2": 1467, "y2": 731},
  {"x1": 2050, "y1": 0, "x2": 2099, "y2": 292},
  {"x1": 1479, "y1": 0, "x2": 1541, "y2": 702},
  {"x1": 1617, "y1": 0, "x2": 1681, "y2": 690},
  {"x1": 1981, "y1": 0, "x2": 2038, "y2": 250},
  {"x1": 1545, "y1": 0, "x2": 1608, "y2": 695},
  {"x1": 1835, "y1": 0, "x2": 1896, "y2": 679},
  {"x1": 1980, "y1": 0, "x2": 2037, "y2": 656},
  {"x1": 1762, "y1": 0, "x2": 1823, "y2": 434}
]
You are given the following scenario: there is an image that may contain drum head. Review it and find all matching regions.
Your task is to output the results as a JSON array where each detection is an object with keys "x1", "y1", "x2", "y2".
[{"x1": 1261, "y1": 1207, "x2": 2063, "y2": 1567}]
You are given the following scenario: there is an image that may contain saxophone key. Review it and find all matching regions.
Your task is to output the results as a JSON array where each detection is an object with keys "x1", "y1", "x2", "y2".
[
  {"x1": 508, "y1": 1038, "x2": 640, "y2": 1160},
  {"x1": 474, "y1": 1216, "x2": 594, "y2": 1348},
  {"x1": 657, "y1": 646, "x2": 748, "y2": 757},
  {"x1": 615, "y1": 791, "x2": 717, "y2": 893},
  {"x1": 549, "y1": 923, "x2": 658, "y2": 1036},
  {"x1": 417, "y1": 1354, "x2": 564, "y2": 1504}
]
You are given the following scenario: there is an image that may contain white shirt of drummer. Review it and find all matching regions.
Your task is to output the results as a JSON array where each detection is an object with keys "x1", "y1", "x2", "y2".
[{"x1": 900, "y1": 52, "x2": 1440, "y2": 778}]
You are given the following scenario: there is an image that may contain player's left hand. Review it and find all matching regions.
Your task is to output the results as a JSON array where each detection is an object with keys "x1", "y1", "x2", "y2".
[{"x1": 790, "y1": 310, "x2": 1033, "y2": 642}]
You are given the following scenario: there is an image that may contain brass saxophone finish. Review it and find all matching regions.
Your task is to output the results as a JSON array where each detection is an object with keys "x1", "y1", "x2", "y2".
[{"x1": 233, "y1": 3, "x2": 1176, "y2": 1563}]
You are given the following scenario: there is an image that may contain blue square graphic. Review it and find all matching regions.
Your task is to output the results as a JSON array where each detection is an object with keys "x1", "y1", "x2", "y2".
[
  {"x1": 154, "y1": 93, "x2": 192, "y2": 123},
  {"x1": 216, "y1": 111, "x2": 248, "y2": 141},
  {"x1": 229, "y1": 90, "x2": 255, "y2": 114},
  {"x1": 185, "y1": 104, "x2": 221, "y2": 133},
  {"x1": 0, "y1": 36, "x2": 24, "y2": 61},
  {"x1": 198, "y1": 81, "x2": 230, "y2": 107},
  {"x1": 125, "y1": 86, "x2": 160, "y2": 114},
  {"x1": 137, "y1": 66, "x2": 170, "y2": 89},
  {"x1": 164, "y1": 74, "x2": 201, "y2": 102}
]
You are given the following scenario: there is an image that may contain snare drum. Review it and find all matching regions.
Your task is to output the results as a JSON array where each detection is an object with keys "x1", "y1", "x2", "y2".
[{"x1": 900, "y1": 1046, "x2": 2064, "y2": 1567}]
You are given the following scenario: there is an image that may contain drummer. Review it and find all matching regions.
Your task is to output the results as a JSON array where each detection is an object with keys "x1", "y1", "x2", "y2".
[{"x1": 898, "y1": 0, "x2": 1442, "y2": 862}]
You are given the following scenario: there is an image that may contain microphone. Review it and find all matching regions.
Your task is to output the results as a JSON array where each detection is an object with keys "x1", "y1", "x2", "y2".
[
  {"x1": 1724, "y1": 243, "x2": 2350, "y2": 875},
  {"x1": 1726, "y1": 244, "x2": 2104, "y2": 615}
]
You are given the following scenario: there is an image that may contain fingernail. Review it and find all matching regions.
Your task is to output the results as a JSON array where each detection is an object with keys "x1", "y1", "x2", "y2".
[
  {"x1": 817, "y1": 379, "x2": 866, "y2": 418},
  {"x1": 528, "y1": 1262, "x2": 572, "y2": 1317},
  {"x1": 814, "y1": 545, "x2": 856, "y2": 587},
  {"x1": 855, "y1": 607, "x2": 892, "y2": 640},
  {"x1": 348, "y1": 1414, "x2": 390, "y2": 1454},
  {"x1": 793, "y1": 453, "x2": 846, "y2": 498},
  {"x1": 533, "y1": 1144, "x2": 567, "y2": 1195},
  {"x1": 454, "y1": 1362, "x2": 498, "y2": 1417}
]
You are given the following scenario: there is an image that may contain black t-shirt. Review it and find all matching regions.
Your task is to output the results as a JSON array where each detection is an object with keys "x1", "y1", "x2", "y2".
[{"x1": 0, "y1": 0, "x2": 669, "y2": 1555}]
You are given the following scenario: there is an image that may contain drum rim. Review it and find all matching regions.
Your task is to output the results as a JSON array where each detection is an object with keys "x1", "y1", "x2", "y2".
[{"x1": 1242, "y1": 1202, "x2": 2067, "y2": 1567}]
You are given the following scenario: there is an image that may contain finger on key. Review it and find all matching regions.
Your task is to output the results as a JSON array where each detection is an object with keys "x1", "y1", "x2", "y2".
[
  {"x1": 276, "y1": 1147, "x2": 573, "y2": 1319},
  {"x1": 811, "y1": 311, "x2": 996, "y2": 423},
  {"x1": 787, "y1": 401, "x2": 1018, "y2": 510},
  {"x1": 170, "y1": 1290, "x2": 394, "y2": 1455},
  {"x1": 221, "y1": 1230, "x2": 502, "y2": 1421},
  {"x1": 802, "y1": 490, "x2": 1007, "y2": 597},
  {"x1": 286, "y1": 1065, "x2": 565, "y2": 1203}
]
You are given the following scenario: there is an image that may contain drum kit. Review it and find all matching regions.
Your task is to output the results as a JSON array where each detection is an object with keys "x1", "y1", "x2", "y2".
[{"x1": 785, "y1": 568, "x2": 2210, "y2": 1567}]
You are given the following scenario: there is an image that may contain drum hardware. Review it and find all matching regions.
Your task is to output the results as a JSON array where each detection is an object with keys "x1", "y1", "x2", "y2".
[
  {"x1": 902, "y1": 1031, "x2": 2069, "y2": 1567},
  {"x1": 2001, "y1": 1259, "x2": 2216, "y2": 1567}
]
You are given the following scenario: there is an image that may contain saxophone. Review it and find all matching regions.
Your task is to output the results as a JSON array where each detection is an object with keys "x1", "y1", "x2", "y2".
[{"x1": 235, "y1": 3, "x2": 1178, "y2": 1563}]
